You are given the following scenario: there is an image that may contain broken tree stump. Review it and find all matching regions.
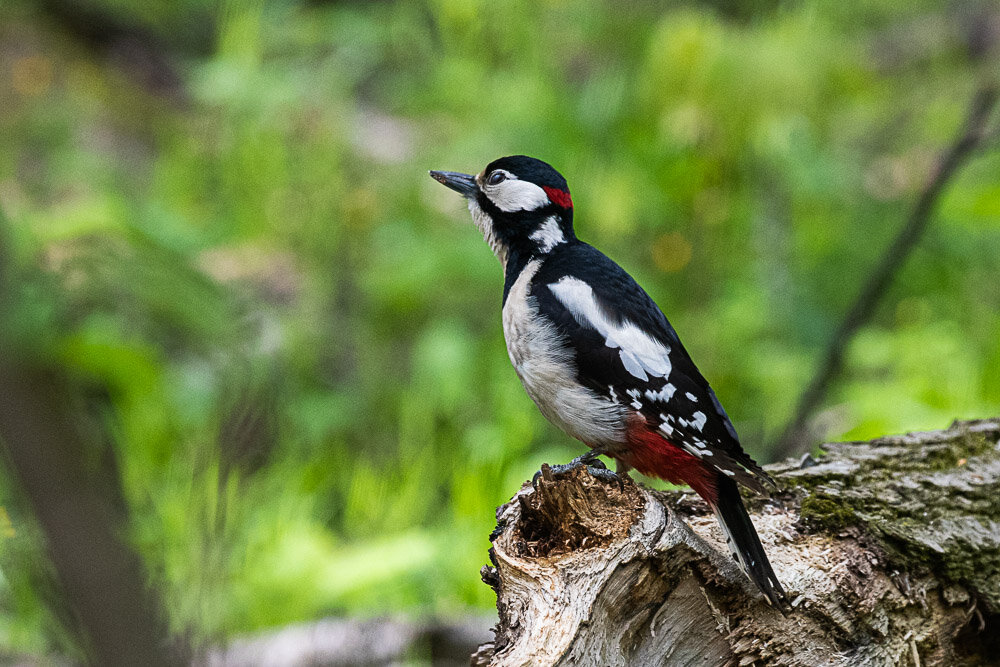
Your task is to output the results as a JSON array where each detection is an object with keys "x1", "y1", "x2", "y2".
[{"x1": 472, "y1": 419, "x2": 1000, "y2": 666}]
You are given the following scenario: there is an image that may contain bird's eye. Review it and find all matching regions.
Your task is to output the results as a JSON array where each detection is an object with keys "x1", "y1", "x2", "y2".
[{"x1": 487, "y1": 171, "x2": 506, "y2": 186}]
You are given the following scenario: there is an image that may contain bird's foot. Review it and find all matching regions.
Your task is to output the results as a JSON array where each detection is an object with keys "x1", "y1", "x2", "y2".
[{"x1": 532, "y1": 454, "x2": 625, "y2": 491}]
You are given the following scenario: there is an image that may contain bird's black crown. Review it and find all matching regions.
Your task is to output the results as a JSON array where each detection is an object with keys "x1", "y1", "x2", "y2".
[{"x1": 484, "y1": 155, "x2": 570, "y2": 194}]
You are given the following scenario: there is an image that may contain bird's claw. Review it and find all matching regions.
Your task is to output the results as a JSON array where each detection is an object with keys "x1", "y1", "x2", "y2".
[
  {"x1": 583, "y1": 464, "x2": 625, "y2": 491},
  {"x1": 532, "y1": 454, "x2": 625, "y2": 491}
]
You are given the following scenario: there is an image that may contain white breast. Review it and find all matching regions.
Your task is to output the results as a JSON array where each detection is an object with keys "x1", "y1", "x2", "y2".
[{"x1": 502, "y1": 259, "x2": 626, "y2": 447}]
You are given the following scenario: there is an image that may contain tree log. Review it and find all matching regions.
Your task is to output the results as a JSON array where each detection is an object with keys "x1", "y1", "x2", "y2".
[{"x1": 472, "y1": 419, "x2": 1000, "y2": 666}]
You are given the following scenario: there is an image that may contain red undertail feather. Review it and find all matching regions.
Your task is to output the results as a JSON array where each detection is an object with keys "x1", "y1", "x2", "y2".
[
  {"x1": 624, "y1": 418, "x2": 717, "y2": 502},
  {"x1": 623, "y1": 415, "x2": 789, "y2": 609}
]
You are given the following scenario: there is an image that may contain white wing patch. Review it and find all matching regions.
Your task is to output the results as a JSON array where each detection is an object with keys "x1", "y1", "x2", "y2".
[
  {"x1": 529, "y1": 216, "x2": 565, "y2": 253},
  {"x1": 645, "y1": 383, "x2": 676, "y2": 403},
  {"x1": 682, "y1": 443, "x2": 703, "y2": 458},
  {"x1": 486, "y1": 177, "x2": 551, "y2": 212},
  {"x1": 549, "y1": 276, "x2": 672, "y2": 382},
  {"x1": 675, "y1": 410, "x2": 708, "y2": 432},
  {"x1": 690, "y1": 411, "x2": 707, "y2": 431}
]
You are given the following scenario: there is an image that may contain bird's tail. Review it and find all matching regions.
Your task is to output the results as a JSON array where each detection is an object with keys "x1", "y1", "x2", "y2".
[{"x1": 708, "y1": 474, "x2": 788, "y2": 610}]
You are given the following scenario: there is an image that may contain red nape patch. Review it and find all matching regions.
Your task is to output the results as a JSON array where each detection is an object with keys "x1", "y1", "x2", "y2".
[
  {"x1": 624, "y1": 419, "x2": 718, "y2": 502},
  {"x1": 543, "y1": 186, "x2": 573, "y2": 209}
]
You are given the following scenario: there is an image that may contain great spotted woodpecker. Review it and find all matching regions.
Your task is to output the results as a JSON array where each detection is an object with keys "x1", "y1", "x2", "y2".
[{"x1": 430, "y1": 155, "x2": 788, "y2": 608}]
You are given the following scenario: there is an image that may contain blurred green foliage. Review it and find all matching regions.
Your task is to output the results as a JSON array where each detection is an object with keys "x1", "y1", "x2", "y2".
[{"x1": 0, "y1": 0, "x2": 997, "y2": 657}]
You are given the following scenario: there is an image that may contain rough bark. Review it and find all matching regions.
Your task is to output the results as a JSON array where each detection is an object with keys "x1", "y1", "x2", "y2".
[{"x1": 473, "y1": 419, "x2": 1000, "y2": 666}]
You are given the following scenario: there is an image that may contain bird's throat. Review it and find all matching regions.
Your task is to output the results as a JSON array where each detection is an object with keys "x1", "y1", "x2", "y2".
[{"x1": 468, "y1": 199, "x2": 509, "y2": 267}]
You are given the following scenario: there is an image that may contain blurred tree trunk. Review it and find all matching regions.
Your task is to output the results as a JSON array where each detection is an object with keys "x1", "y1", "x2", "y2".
[
  {"x1": 0, "y1": 216, "x2": 184, "y2": 665},
  {"x1": 0, "y1": 364, "x2": 186, "y2": 666},
  {"x1": 472, "y1": 419, "x2": 1000, "y2": 667},
  {"x1": 773, "y1": 85, "x2": 999, "y2": 459}
]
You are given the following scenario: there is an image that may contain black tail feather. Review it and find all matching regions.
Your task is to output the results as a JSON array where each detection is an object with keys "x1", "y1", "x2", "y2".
[{"x1": 710, "y1": 474, "x2": 789, "y2": 611}]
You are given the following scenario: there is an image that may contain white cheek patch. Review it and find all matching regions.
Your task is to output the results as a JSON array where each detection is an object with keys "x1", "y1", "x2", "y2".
[
  {"x1": 529, "y1": 216, "x2": 565, "y2": 253},
  {"x1": 548, "y1": 277, "x2": 672, "y2": 382},
  {"x1": 486, "y1": 179, "x2": 551, "y2": 212}
]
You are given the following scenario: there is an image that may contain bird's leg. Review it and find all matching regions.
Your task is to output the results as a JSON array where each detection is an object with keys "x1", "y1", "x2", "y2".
[{"x1": 532, "y1": 448, "x2": 625, "y2": 490}]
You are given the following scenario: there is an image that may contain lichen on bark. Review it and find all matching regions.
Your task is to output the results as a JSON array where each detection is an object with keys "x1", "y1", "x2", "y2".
[{"x1": 773, "y1": 419, "x2": 1000, "y2": 612}]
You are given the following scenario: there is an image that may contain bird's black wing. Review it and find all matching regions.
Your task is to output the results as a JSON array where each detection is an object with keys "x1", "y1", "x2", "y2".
[{"x1": 531, "y1": 242, "x2": 772, "y2": 490}]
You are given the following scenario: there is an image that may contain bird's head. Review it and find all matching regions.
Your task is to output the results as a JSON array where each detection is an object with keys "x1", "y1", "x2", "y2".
[{"x1": 430, "y1": 155, "x2": 575, "y2": 266}]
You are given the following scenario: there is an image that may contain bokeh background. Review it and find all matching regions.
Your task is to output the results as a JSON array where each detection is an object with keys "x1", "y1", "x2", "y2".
[{"x1": 0, "y1": 0, "x2": 998, "y2": 662}]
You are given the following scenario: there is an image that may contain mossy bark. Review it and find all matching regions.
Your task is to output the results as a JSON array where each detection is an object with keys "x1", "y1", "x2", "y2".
[{"x1": 472, "y1": 419, "x2": 1000, "y2": 666}]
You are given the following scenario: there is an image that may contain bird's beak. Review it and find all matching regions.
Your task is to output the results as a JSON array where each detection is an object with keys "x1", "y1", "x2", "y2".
[{"x1": 429, "y1": 170, "x2": 478, "y2": 198}]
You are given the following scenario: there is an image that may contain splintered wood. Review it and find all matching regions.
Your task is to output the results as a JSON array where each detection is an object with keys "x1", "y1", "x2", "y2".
[{"x1": 473, "y1": 420, "x2": 1000, "y2": 667}]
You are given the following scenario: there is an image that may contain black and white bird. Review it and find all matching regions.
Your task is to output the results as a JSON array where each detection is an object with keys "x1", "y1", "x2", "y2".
[{"x1": 430, "y1": 155, "x2": 788, "y2": 608}]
